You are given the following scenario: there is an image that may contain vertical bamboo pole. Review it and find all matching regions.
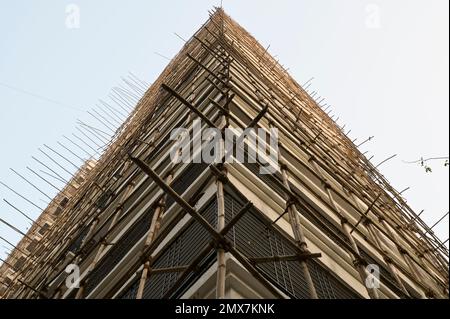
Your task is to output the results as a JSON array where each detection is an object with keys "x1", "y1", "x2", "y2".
[
  {"x1": 75, "y1": 182, "x2": 135, "y2": 299},
  {"x1": 309, "y1": 159, "x2": 378, "y2": 299},
  {"x1": 364, "y1": 219, "x2": 410, "y2": 297},
  {"x1": 378, "y1": 216, "x2": 429, "y2": 298},
  {"x1": 280, "y1": 164, "x2": 318, "y2": 299},
  {"x1": 136, "y1": 173, "x2": 173, "y2": 299},
  {"x1": 341, "y1": 218, "x2": 379, "y2": 299},
  {"x1": 216, "y1": 176, "x2": 226, "y2": 299},
  {"x1": 350, "y1": 191, "x2": 410, "y2": 297},
  {"x1": 216, "y1": 88, "x2": 228, "y2": 300},
  {"x1": 216, "y1": 52, "x2": 230, "y2": 299}
]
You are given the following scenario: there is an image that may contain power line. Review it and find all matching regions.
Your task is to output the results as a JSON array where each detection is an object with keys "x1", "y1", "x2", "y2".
[{"x1": 0, "y1": 81, "x2": 84, "y2": 112}]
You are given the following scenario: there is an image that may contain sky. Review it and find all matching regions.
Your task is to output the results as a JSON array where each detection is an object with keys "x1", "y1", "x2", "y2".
[{"x1": 0, "y1": 0, "x2": 448, "y2": 265}]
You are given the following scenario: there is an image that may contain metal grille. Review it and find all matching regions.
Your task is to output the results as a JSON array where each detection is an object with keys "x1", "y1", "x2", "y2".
[
  {"x1": 66, "y1": 288, "x2": 77, "y2": 299},
  {"x1": 295, "y1": 199, "x2": 351, "y2": 251},
  {"x1": 119, "y1": 188, "x2": 361, "y2": 299},
  {"x1": 359, "y1": 248, "x2": 410, "y2": 298},
  {"x1": 144, "y1": 133, "x2": 172, "y2": 163},
  {"x1": 243, "y1": 163, "x2": 351, "y2": 254},
  {"x1": 292, "y1": 185, "x2": 410, "y2": 299},
  {"x1": 165, "y1": 163, "x2": 208, "y2": 209},
  {"x1": 141, "y1": 199, "x2": 217, "y2": 299},
  {"x1": 120, "y1": 278, "x2": 140, "y2": 299},
  {"x1": 82, "y1": 218, "x2": 114, "y2": 255},
  {"x1": 306, "y1": 259, "x2": 359, "y2": 299},
  {"x1": 243, "y1": 162, "x2": 285, "y2": 198},
  {"x1": 67, "y1": 227, "x2": 90, "y2": 254},
  {"x1": 84, "y1": 206, "x2": 155, "y2": 295},
  {"x1": 122, "y1": 177, "x2": 154, "y2": 213},
  {"x1": 225, "y1": 191, "x2": 361, "y2": 299},
  {"x1": 96, "y1": 190, "x2": 114, "y2": 210}
]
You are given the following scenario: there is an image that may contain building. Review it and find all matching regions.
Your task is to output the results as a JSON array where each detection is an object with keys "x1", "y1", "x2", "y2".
[
  {"x1": 0, "y1": 159, "x2": 96, "y2": 296},
  {"x1": 0, "y1": 8, "x2": 448, "y2": 299}
]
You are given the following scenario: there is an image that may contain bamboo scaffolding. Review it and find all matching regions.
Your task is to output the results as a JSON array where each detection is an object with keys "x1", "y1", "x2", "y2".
[{"x1": 2, "y1": 8, "x2": 447, "y2": 300}]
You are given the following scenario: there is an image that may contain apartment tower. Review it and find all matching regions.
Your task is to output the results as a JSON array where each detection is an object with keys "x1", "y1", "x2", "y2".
[{"x1": 1, "y1": 8, "x2": 448, "y2": 299}]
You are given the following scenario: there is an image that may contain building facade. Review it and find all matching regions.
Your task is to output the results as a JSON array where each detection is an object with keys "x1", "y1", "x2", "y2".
[{"x1": 1, "y1": 8, "x2": 448, "y2": 299}]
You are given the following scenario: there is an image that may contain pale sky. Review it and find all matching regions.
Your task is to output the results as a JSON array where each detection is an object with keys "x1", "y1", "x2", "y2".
[{"x1": 0, "y1": 0, "x2": 448, "y2": 265}]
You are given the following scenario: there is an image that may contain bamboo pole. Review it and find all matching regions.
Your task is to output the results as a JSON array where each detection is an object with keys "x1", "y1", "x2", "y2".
[
  {"x1": 341, "y1": 219, "x2": 379, "y2": 299},
  {"x1": 349, "y1": 191, "x2": 411, "y2": 297},
  {"x1": 136, "y1": 174, "x2": 173, "y2": 299},
  {"x1": 216, "y1": 174, "x2": 226, "y2": 299},
  {"x1": 280, "y1": 165, "x2": 318, "y2": 299},
  {"x1": 75, "y1": 181, "x2": 135, "y2": 299},
  {"x1": 216, "y1": 70, "x2": 229, "y2": 299},
  {"x1": 363, "y1": 219, "x2": 410, "y2": 297},
  {"x1": 309, "y1": 158, "x2": 378, "y2": 298}
]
